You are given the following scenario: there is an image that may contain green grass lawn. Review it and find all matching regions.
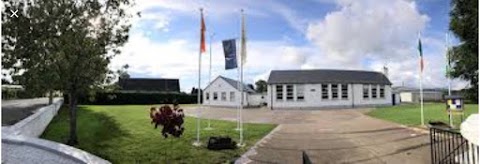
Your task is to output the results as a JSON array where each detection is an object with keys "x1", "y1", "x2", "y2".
[
  {"x1": 367, "y1": 103, "x2": 478, "y2": 127},
  {"x1": 41, "y1": 105, "x2": 276, "y2": 164}
]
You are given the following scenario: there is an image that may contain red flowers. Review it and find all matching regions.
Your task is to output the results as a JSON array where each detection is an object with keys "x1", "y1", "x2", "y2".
[{"x1": 150, "y1": 104, "x2": 185, "y2": 138}]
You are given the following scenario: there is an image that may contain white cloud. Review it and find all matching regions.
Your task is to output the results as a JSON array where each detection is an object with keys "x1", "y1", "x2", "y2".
[
  {"x1": 301, "y1": 0, "x2": 469, "y2": 89},
  {"x1": 307, "y1": 0, "x2": 429, "y2": 64}
]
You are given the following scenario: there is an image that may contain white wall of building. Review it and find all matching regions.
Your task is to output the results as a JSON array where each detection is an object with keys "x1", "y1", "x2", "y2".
[
  {"x1": 267, "y1": 83, "x2": 392, "y2": 109},
  {"x1": 203, "y1": 78, "x2": 248, "y2": 107},
  {"x1": 400, "y1": 92, "x2": 413, "y2": 102},
  {"x1": 247, "y1": 93, "x2": 267, "y2": 106},
  {"x1": 400, "y1": 91, "x2": 443, "y2": 103}
]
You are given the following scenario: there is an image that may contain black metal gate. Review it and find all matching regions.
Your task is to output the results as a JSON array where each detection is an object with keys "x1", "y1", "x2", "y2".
[{"x1": 430, "y1": 126, "x2": 479, "y2": 164}]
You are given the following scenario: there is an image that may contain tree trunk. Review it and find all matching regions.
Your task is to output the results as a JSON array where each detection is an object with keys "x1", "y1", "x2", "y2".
[
  {"x1": 48, "y1": 90, "x2": 53, "y2": 105},
  {"x1": 67, "y1": 92, "x2": 78, "y2": 145}
]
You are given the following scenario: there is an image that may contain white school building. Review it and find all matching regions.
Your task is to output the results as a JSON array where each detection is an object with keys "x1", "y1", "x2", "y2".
[
  {"x1": 267, "y1": 69, "x2": 393, "y2": 109},
  {"x1": 203, "y1": 76, "x2": 266, "y2": 107}
]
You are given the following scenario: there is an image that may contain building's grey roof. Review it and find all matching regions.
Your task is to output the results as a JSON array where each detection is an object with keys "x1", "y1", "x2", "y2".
[
  {"x1": 219, "y1": 76, "x2": 255, "y2": 93},
  {"x1": 267, "y1": 69, "x2": 392, "y2": 85}
]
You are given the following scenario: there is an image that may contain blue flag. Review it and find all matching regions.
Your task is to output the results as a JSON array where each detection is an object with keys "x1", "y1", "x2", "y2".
[{"x1": 222, "y1": 39, "x2": 238, "y2": 70}]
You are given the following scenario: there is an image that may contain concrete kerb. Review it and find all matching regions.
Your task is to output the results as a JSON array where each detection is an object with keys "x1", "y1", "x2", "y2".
[{"x1": 235, "y1": 125, "x2": 282, "y2": 164}]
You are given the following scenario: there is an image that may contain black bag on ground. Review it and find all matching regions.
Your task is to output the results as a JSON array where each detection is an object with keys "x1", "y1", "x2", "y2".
[{"x1": 207, "y1": 136, "x2": 237, "y2": 150}]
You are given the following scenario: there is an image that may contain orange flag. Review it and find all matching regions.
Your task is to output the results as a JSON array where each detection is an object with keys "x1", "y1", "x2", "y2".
[{"x1": 200, "y1": 9, "x2": 206, "y2": 53}]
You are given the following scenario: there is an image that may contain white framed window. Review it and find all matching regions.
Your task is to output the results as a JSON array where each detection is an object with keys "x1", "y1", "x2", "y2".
[
  {"x1": 286, "y1": 85, "x2": 294, "y2": 100},
  {"x1": 221, "y1": 92, "x2": 226, "y2": 101},
  {"x1": 296, "y1": 85, "x2": 304, "y2": 101},
  {"x1": 372, "y1": 85, "x2": 377, "y2": 99},
  {"x1": 321, "y1": 84, "x2": 328, "y2": 99},
  {"x1": 206, "y1": 92, "x2": 210, "y2": 100},
  {"x1": 213, "y1": 92, "x2": 218, "y2": 100},
  {"x1": 363, "y1": 85, "x2": 369, "y2": 99},
  {"x1": 380, "y1": 86, "x2": 385, "y2": 98},
  {"x1": 331, "y1": 84, "x2": 339, "y2": 99},
  {"x1": 230, "y1": 91, "x2": 235, "y2": 102},
  {"x1": 276, "y1": 85, "x2": 283, "y2": 101},
  {"x1": 341, "y1": 84, "x2": 348, "y2": 100}
]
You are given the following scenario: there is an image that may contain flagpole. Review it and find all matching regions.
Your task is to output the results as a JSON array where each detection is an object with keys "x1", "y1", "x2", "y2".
[
  {"x1": 446, "y1": 32, "x2": 453, "y2": 127},
  {"x1": 446, "y1": 33, "x2": 452, "y2": 96},
  {"x1": 419, "y1": 33, "x2": 424, "y2": 126},
  {"x1": 205, "y1": 32, "x2": 215, "y2": 130},
  {"x1": 193, "y1": 8, "x2": 204, "y2": 147},
  {"x1": 235, "y1": 40, "x2": 241, "y2": 131},
  {"x1": 238, "y1": 9, "x2": 245, "y2": 147}
]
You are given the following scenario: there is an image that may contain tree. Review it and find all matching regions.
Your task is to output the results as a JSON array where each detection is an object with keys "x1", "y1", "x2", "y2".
[
  {"x1": 2, "y1": 0, "x2": 136, "y2": 145},
  {"x1": 255, "y1": 80, "x2": 267, "y2": 93},
  {"x1": 449, "y1": 0, "x2": 478, "y2": 102},
  {"x1": 117, "y1": 64, "x2": 131, "y2": 80}
]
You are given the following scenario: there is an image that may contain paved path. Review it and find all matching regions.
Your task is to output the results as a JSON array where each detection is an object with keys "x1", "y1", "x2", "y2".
[
  {"x1": 184, "y1": 107, "x2": 431, "y2": 164},
  {"x1": 2, "y1": 98, "x2": 59, "y2": 126}
]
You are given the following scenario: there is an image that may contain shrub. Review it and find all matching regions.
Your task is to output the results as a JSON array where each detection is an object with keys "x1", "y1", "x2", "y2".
[{"x1": 67, "y1": 91, "x2": 200, "y2": 105}]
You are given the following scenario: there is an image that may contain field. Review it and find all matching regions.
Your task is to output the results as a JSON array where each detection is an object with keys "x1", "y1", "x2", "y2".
[
  {"x1": 367, "y1": 103, "x2": 478, "y2": 127},
  {"x1": 41, "y1": 105, "x2": 276, "y2": 164}
]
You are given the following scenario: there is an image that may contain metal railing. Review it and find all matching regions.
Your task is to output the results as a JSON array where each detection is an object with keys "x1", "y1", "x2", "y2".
[{"x1": 430, "y1": 126, "x2": 479, "y2": 164}]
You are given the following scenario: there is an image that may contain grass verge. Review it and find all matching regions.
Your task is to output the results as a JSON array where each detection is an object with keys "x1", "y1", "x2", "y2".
[
  {"x1": 41, "y1": 105, "x2": 276, "y2": 163},
  {"x1": 367, "y1": 103, "x2": 478, "y2": 127}
]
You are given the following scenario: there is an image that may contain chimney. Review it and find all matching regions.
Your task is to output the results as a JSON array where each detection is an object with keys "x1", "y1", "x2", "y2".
[{"x1": 383, "y1": 66, "x2": 389, "y2": 78}]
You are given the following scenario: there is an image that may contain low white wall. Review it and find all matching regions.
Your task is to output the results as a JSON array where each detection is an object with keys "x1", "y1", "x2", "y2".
[
  {"x1": 2, "y1": 99, "x2": 112, "y2": 164},
  {"x1": 4, "y1": 99, "x2": 63, "y2": 137},
  {"x1": 2, "y1": 134, "x2": 110, "y2": 164}
]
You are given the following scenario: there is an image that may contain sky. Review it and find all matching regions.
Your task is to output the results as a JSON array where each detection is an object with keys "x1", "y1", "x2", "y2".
[{"x1": 111, "y1": 0, "x2": 469, "y2": 93}]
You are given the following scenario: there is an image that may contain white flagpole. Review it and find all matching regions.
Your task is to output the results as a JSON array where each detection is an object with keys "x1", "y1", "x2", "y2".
[
  {"x1": 419, "y1": 33, "x2": 424, "y2": 126},
  {"x1": 235, "y1": 40, "x2": 241, "y2": 131},
  {"x1": 193, "y1": 8, "x2": 203, "y2": 147},
  {"x1": 205, "y1": 32, "x2": 214, "y2": 130},
  {"x1": 446, "y1": 33, "x2": 452, "y2": 96},
  {"x1": 238, "y1": 9, "x2": 246, "y2": 147}
]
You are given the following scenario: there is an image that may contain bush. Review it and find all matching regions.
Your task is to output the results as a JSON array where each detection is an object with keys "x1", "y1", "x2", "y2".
[
  {"x1": 66, "y1": 92, "x2": 200, "y2": 105},
  {"x1": 1, "y1": 89, "x2": 43, "y2": 100}
]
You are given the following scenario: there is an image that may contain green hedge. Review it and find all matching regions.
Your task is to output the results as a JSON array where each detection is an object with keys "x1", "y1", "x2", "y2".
[
  {"x1": 1, "y1": 89, "x2": 43, "y2": 100},
  {"x1": 66, "y1": 92, "x2": 200, "y2": 105}
]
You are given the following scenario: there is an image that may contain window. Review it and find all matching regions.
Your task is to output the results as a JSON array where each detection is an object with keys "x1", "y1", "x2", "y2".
[
  {"x1": 230, "y1": 92, "x2": 235, "y2": 102},
  {"x1": 286, "y1": 85, "x2": 294, "y2": 100},
  {"x1": 341, "y1": 84, "x2": 348, "y2": 99},
  {"x1": 276, "y1": 85, "x2": 283, "y2": 101},
  {"x1": 213, "y1": 92, "x2": 218, "y2": 100},
  {"x1": 363, "y1": 85, "x2": 369, "y2": 99},
  {"x1": 380, "y1": 86, "x2": 385, "y2": 98},
  {"x1": 221, "y1": 92, "x2": 226, "y2": 101},
  {"x1": 296, "y1": 85, "x2": 304, "y2": 101},
  {"x1": 372, "y1": 85, "x2": 377, "y2": 98},
  {"x1": 321, "y1": 84, "x2": 329, "y2": 99},
  {"x1": 206, "y1": 92, "x2": 210, "y2": 100},
  {"x1": 331, "y1": 84, "x2": 338, "y2": 99}
]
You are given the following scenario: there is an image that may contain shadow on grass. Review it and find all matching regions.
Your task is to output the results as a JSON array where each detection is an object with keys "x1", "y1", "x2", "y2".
[{"x1": 41, "y1": 105, "x2": 130, "y2": 161}]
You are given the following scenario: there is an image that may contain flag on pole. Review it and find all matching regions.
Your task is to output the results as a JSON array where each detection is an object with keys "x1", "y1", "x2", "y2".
[
  {"x1": 193, "y1": 8, "x2": 205, "y2": 147},
  {"x1": 417, "y1": 34, "x2": 424, "y2": 126},
  {"x1": 240, "y1": 11, "x2": 247, "y2": 65},
  {"x1": 223, "y1": 39, "x2": 238, "y2": 70},
  {"x1": 418, "y1": 38, "x2": 424, "y2": 72},
  {"x1": 200, "y1": 10, "x2": 206, "y2": 53}
]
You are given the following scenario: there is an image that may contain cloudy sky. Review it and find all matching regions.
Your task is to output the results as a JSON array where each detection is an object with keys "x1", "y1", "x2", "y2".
[{"x1": 112, "y1": 0, "x2": 468, "y2": 92}]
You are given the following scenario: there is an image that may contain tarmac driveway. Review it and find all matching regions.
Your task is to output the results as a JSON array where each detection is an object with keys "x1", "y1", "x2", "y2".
[{"x1": 184, "y1": 107, "x2": 431, "y2": 164}]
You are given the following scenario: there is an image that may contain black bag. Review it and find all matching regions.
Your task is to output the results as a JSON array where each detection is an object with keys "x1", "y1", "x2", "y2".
[{"x1": 207, "y1": 136, "x2": 237, "y2": 150}]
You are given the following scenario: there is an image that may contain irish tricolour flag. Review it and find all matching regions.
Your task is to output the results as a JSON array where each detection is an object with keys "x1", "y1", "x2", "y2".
[{"x1": 418, "y1": 38, "x2": 424, "y2": 72}]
